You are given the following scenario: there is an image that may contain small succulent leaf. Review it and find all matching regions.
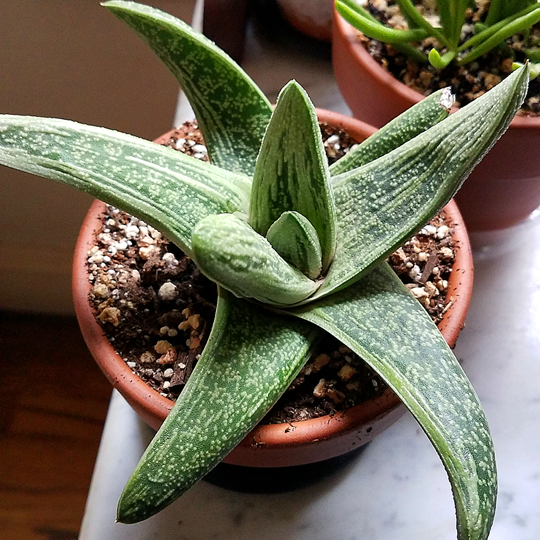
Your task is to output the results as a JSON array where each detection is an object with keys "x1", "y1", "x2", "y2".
[
  {"x1": 192, "y1": 213, "x2": 320, "y2": 305},
  {"x1": 329, "y1": 88, "x2": 453, "y2": 176},
  {"x1": 309, "y1": 65, "x2": 528, "y2": 302},
  {"x1": 428, "y1": 48, "x2": 456, "y2": 68},
  {"x1": 513, "y1": 61, "x2": 540, "y2": 79},
  {"x1": 117, "y1": 288, "x2": 320, "y2": 524},
  {"x1": 266, "y1": 211, "x2": 323, "y2": 280},
  {"x1": 103, "y1": 0, "x2": 272, "y2": 176},
  {"x1": 0, "y1": 115, "x2": 249, "y2": 255},
  {"x1": 288, "y1": 263, "x2": 496, "y2": 540},
  {"x1": 250, "y1": 81, "x2": 336, "y2": 272},
  {"x1": 335, "y1": 1, "x2": 428, "y2": 44}
]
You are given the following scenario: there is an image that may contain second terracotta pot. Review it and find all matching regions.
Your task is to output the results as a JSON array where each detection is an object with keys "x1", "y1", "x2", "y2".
[
  {"x1": 332, "y1": 7, "x2": 540, "y2": 231},
  {"x1": 73, "y1": 109, "x2": 474, "y2": 468}
]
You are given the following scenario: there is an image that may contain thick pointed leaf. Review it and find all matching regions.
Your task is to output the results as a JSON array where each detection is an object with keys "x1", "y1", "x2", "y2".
[
  {"x1": 329, "y1": 87, "x2": 453, "y2": 176},
  {"x1": 250, "y1": 81, "x2": 336, "y2": 272},
  {"x1": 311, "y1": 65, "x2": 528, "y2": 301},
  {"x1": 103, "y1": 0, "x2": 272, "y2": 176},
  {"x1": 289, "y1": 263, "x2": 496, "y2": 540},
  {"x1": 0, "y1": 115, "x2": 249, "y2": 255},
  {"x1": 267, "y1": 211, "x2": 323, "y2": 280},
  {"x1": 192, "y1": 213, "x2": 320, "y2": 305},
  {"x1": 117, "y1": 289, "x2": 319, "y2": 524}
]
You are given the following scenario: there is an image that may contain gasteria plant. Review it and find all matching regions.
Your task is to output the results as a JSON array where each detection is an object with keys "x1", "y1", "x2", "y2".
[
  {"x1": 336, "y1": 0, "x2": 540, "y2": 69},
  {"x1": 0, "y1": 2, "x2": 529, "y2": 539}
]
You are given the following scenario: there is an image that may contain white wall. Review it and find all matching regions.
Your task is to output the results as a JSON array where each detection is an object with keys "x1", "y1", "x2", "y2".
[{"x1": 0, "y1": 0, "x2": 197, "y2": 314}]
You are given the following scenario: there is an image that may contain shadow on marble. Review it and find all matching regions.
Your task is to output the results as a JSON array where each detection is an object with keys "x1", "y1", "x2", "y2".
[{"x1": 205, "y1": 444, "x2": 369, "y2": 494}]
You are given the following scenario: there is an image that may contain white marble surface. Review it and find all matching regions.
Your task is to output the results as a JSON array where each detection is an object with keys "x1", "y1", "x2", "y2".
[{"x1": 79, "y1": 5, "x2": 540, "y2": 540}]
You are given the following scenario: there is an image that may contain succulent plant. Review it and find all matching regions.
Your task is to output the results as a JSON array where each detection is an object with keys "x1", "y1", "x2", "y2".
[
  {"x1": 336, "y1": 0, "x2": 540, "y2": 69},
  {"x1": 0, "y1": 2, "x2": 530, "y2": 539}
]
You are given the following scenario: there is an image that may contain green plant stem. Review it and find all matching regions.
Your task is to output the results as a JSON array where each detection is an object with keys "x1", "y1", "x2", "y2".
[
  {"x1": 392, "y1": 41, "x2": 430, "y2": 63},
  {"x1": 486, "y1": 0, "x2": 537, "y2": 26},
  {"x1": 335, "y1": 1, "x2": 428, "y2": 44},
  {"x1": 458, "y1": 3, "x2": 540, "y2": 53},
  {"x1": 453, "y1": 0, "x2": 471, "y2": 45},
  {"x1": 436, "y1": 0, "x2": 469, "y2": 47},
  {"x1": 460, "y1": 5, "x2": 540, "y2": 65},
  {"x1": 337, "y1": 0, "x2": 427, "y2": 62},
  {"x1": 396, "y1": 0, "x2": 453, "y2": 49},
  {"x1": 486, "y1": 0, "x2": 505, "y2": 26},
  {"x1": 436, "y1": 0, "x2": 455, "y2": 43}
]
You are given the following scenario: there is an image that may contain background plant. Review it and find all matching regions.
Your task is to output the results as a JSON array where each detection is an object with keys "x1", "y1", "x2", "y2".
[
  {"x1": 0, "y1": 2, "x2": 529, "y2": 539},
  {"x1": 336, "y1": 0, "x2": 540, "y2": 69}
]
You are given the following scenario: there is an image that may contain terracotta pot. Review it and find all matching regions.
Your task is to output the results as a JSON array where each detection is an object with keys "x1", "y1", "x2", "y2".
[
  {"x1": 276, "y1": 0, "x2": 334, "y2": 41},
  {"x1": 73, "y1": 109, "x2": 474, "y2": 468},
  {"x1": 332, "y1": 6, "x2": 540, "y2": 231}
]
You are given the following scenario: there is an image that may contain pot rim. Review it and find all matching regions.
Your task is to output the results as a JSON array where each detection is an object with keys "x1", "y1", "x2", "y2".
[
  {"x1": 73, "y1": 109, "x2": 473, "y2": 457},
  {"x1": 333, "y1": 5, "x2": 540, "y2": 130}
]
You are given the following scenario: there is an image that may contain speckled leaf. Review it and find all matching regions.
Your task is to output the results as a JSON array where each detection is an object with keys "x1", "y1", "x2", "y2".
[
  {"x1": 312, "y1": 66, "x2": 528, "y2": 301},
  {"x1": 289, "y1": 263, "x2": 496, "y2": 540},
  {"x1": 250, "y1": 81, "x2": 336, "y2": 271},
  {"x1": 103, "y1": 0, "x2": 272, "y2": 176},
  {"x1": 329, "y1": 88, "x2": 453, "y2": 176},
  {"x1": 192, "y1": 213, "x2": 319, "y2": 305},
  {"x1": 266, "y1": 211, "x2": 323, "y2": 280},
  {"x1": 0, "y1": 115, "x2": 250, "y2": 255},
  {"x1": 117, "y1": 288, "x2": 319, "y2": 524}
]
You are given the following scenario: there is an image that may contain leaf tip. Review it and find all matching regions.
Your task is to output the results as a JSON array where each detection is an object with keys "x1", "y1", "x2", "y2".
[
  {"x1": 278, "y1": 79, "x2": 309, "y2": 103},
  {"x1": 439, "y1": 87, "x2": 456, "y2": 111}
]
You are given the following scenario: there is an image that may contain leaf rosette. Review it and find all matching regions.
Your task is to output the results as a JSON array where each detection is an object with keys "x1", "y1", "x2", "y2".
[{"x1": 0, "y1": 3, "x2": 530, "y2": 539}]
